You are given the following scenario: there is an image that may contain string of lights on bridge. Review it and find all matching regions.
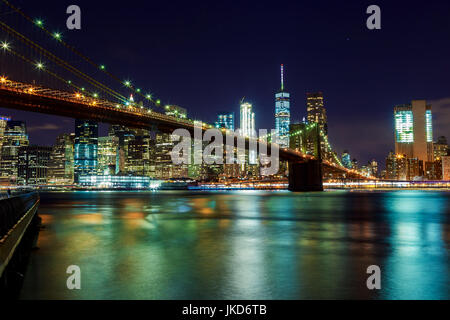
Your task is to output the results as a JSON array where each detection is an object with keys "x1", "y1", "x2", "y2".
[{"x1": 0, "y1": 0, "x2": 163, "y2": 109}]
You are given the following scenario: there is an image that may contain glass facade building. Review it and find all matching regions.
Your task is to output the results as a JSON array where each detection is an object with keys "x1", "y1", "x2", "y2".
[
  {"x1": 240, "y1": 101, "x2": 256, "y2": 166},
  {"x1": 426, "y1": 109, "x2": 433, "y2": 143},
  {"x1": 215, "y1": 112, "x2": 235, "y2": 130},
  {"x1": 17, "y1": 146, "x2": 52, "y2": 185},
  {"x1": 240, "y1": 102, "x2": 255, "y2": 138},
  {"x1": 0, "y1": 116, "x2": 11, "y2": 158},
  {"x1": 341, "y1": 151, "x2": 352, "y2": 169},
  {"x1": 0, "y1": 120, "x2": 29, "y2": 184},
  {"x1": 74, "y1": 120, "x2": 98, "y2": 183},
  {"x1": 395, "y1": 109, "x2": 414, "y2": 143},
  {"x1": 306, "y1": 92, "x2": 328, "y2": 136},
  {"x1": 98, "y1": 136, "x2": 119, "y2": 175},
  {"x1": 394, "y1": 101, "x2": 433, "y2": 163},
  {"x1": 275, "y1": 65, "x2": 290, "y2": 147},
  {"x1": 48, "y1": 133, "x2": 75, "y2": 184}
]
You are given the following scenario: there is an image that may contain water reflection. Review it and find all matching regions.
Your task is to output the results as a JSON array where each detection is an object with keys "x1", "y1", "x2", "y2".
[{"x1": 20, "y1": 190, "x2": 450, "y2": 299}]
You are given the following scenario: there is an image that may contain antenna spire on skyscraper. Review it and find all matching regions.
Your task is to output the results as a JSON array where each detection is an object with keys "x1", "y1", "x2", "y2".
[{"x1": 281, "y1": 64, "x2": 284, "y2": 91}]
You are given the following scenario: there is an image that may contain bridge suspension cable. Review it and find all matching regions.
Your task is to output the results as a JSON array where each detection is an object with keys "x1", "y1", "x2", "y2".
[
  {"x1": 1, "y1": 0, "x2": 162, "y2": 108},
  {"x1": 0, "y1": 21, "x2": 128, "y2": 103}
]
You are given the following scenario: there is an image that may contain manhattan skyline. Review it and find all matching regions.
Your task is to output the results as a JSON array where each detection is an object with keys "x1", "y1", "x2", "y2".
[
  {"x1": 1, "y1": 0, "x2": 450, "y2": 165},
  {"x1": 1, "y1": 0, "x2": 450, "y2": 304}
]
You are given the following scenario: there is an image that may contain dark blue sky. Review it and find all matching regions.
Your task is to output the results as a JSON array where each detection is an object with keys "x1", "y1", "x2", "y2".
[{"x1": 1, "y1": 0, "x2": 450, "y2": 165}]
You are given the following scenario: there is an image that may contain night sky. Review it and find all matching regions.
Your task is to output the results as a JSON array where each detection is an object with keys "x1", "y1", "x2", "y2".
[{"x1": 1, "y1": 0, "x2": 450, "y2": 166}]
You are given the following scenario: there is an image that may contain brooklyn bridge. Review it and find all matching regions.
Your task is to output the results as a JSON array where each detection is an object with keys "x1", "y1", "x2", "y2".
[{"x1": 0, "y1": 0, "x2": 372, "y2": 192}]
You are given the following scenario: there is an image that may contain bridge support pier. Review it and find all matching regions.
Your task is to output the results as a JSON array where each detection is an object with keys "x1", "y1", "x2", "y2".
[{"x1": 288, "y1": 160, "x2": 323, "y2": 192}]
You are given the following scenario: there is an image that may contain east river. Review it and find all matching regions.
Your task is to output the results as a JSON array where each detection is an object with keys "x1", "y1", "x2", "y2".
[{"x1": 19, "y1": 190, "x2": 450, "y2": 299}]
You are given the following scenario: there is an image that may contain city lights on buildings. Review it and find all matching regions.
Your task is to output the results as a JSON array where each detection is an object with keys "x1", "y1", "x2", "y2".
[
  {"x1": 275, "y1": 65, "x2": 290, "y2": 148},
  {"x1": 78, "y1": 175, "x2": 155, "y2": 189},
  {"x1": 394, "y1": 101, "x2": 434, "y2": 163},
  {"x1": 389, "y1": 100, "x2": 443, "y2": 181},
  {"x1": 74, "y1": 120, "x2": 98, "y2": 183},
  {"x1": 0, "y1": 60, "x2": 448, "y2": 187},
  {"x1": 240, "y1": 101, "x2": 257, "y2": 171},
  {"x1": 341, "y1": 151, "x2": 352, "y2": 169},
  {"x1": 0, "y1": 120, "x2": 29, "y2": 185},
  {"x1": 215, "y1": 112, "x2": 235, "y2": 130},
  {"x1": 306, "y1": 92, "x2": 328, "y2": 137}
]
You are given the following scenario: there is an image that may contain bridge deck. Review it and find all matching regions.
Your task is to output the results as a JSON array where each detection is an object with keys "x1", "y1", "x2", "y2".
[{"x1": 0, "y1": 78, "x2": 367, "y2": 177}]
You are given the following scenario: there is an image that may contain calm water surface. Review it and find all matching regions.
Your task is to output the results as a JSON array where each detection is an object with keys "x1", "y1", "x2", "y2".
[{"x1": 20, "y1": 190, "x2": 450, "y2": 299}]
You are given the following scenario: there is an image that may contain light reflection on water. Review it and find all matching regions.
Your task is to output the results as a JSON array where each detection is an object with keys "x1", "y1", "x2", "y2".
[{"x1": 20, "y1": 190, "x2": 450, "y2": 299}]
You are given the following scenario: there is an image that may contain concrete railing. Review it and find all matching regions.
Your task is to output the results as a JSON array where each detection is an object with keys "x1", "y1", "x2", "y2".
[{"x1": 0, "y1": 192, "x2": 40, "y2": 279}]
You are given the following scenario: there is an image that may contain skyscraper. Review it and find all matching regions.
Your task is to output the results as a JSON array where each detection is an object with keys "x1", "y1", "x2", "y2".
[
  {"x1": 306, "y1": 92, "x2": 329, "y2": 159},
  {"x1": 385, "y1": 151, "x2": 423, "y2": 180},
  {"x1": 386, "y1": 152, "x2": 407, "y2": 180},
  {"x1": 48, "y1": 133, "x2": 75, "y2": 184},
  {"x1": 0, "y1": 116, "x2": 11, "y2": 158},
  {"x1": 306, "y1": 92, "x2": 328, "y2": 136},
  {"x1": 433, "y1": 136, "x2": 448, "y2": 160},
  {"x1": 394, "y1": 100, "x2": 433, "y2": 163},
  {"x1": 240, "y1": 101, "x2": 255, "y2": 138},
  {"x1": 240, "y1": 100, "x2": 256, "y2": 162},
  {"x1": 17, "y1": 146, "x2": 52, "y2": 186},
  {"x1": 240, "y1": 101, "x2": 258, "y2": 176},
  {"x1": 341, "y1": 151, "x2": 352, "y2": 169},
  {"x1": 0, "y1": 120, "x2": 29, "y2": 184},
  {"x1": 154, "y1": 106, "x2": 189, "y2": 179},
  {"x1": 442, "y1": 156, "x2": 450, "y2": 180},
  {"x1": 127, "y1": 135, "x2": 154, "y2": 177},
  {"x1": 98, "y1": 136, "x2": 119, "y2": 175},
  {"x1": 74, "y1": 119, "x2": 98, "y2": 183},
  {"x1": 275, "y1": 65, "x2": 290, "y2": 147},
  {"x1": 108, "y1": 125, "x2": 135, "y2": 173},
  {"x1": 215, "y1": 112, "x2": 235, "y2": 130}
]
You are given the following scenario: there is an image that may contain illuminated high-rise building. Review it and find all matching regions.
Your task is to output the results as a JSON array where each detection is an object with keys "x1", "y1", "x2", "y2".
[
  {"x1": 127, "y1": 135, "x2": 154, "y2": 177},
  {"x1": 154, "y1": 106, "x2": 188, "y2": 179},
  {"x1": 442, "y1": 156, "x2": 450, "y2": 180},
  {"x1": 394, "y1": 100, "x2": 433, "y2": 163},
  {"x1": 214, "y1": 112, "x2": 238, "y2": 179},
  {"x1": 48, "y1": 133, "x2": 75, "y2": 184},
  {"x1": 275, "y1": 65, "x2": 290, "y2": 147},
  {"x1": 108, "y1": 125, "x2": 135, "y2": 173},
  {"x1": 98, "y1": 136, "x2": 119, "y2": 175},
  {"x1": 433, "y1": 136, "x2": 448, "y2": 160},
  {"x1": 385, "y1": 152, "x2": 423, "y2": 180},
  {"x1": 240, "y1": 101, "x2": 255, "y2": 138},
  {"x1": 0, "y1": 120, "x2": 29, "y2": 184},
  {"x1": 386, "y1": 152, "x2": 404, "y2": 180},
  {"x1": 306, "y1": 92, "x2": 328, "y2": 136},
  {"x1": 369, "y1": 159, "x2": 378, "y2": 177},
  {"x1": 17, "y1": 146, "x2": 52, "y2": 186},
  {"x1": 306, "y1": 92, "x2": 329, "y2": 159},
  {"x1": 215, "y1": 112, "x2": 235, "y2": 130},
  {"x1": 74, "y1": 119, "x2": 98, "y2": 183},
  {"x1": 0, "y1": 116, "x2": 11, "y2": 158},
  {"x1": 341, "y1": 150, "x2": 352, "y2": 169},
  {"x1": 240, "y1": 101, "x2": 257, "y2": 174}
]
